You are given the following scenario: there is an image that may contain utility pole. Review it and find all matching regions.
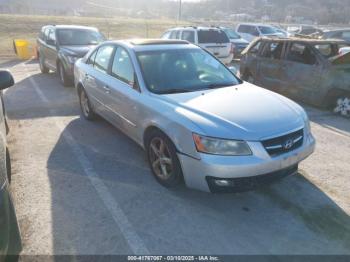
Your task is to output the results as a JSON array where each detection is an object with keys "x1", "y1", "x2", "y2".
[{"x1": 178, "y1": 0, "x2": 182, "y2": 21}]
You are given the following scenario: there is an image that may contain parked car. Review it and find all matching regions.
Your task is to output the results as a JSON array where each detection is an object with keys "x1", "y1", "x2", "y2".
[
  {"x1": 161, "y1": 26, "x2": 233, "y2": 65},
  {"x1": 320, "y1": 28, "x2": 350, "y2": 42},
  {"x1": 236, "y1": 23, "x2": 286, "y2": 42},
  {"x1": 240, "y1": 38, "x2": 350, "y2": 117},
  {"x1": 37, "y1": 25, "x2": 105, "y2": 86},
  {"x1": 0, "y1": 71, "x2": 22, "y2": 260},
  {"x1": 219, "y1": 27, "x2": 249, "y2": 59},
  {"x1": 74, "y1": 39, "x2": 315, "y2": 193}
]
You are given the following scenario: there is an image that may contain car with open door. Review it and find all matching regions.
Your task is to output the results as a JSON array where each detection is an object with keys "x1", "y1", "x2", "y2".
[{"x1": 240, "y1": 38, "x2": 350, "y2": 117}]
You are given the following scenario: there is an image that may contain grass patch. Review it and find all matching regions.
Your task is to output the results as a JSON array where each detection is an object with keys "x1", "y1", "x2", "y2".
[{"x1": 0, "y1": 14, "x2": 188, "y2": 58}]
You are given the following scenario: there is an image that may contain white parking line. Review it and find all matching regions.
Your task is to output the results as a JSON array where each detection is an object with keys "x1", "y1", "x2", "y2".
[{"x1": 22, "y1": 64, "x2": 150, "y2": 255}]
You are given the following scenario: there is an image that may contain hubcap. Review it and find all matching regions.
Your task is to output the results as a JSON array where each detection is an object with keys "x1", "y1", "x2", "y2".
[
  {"x1": 334, "y1": 97, "x2": 350, "y2": 117},
  {"x1": 80, "y1": 91, "x2": 90, "y2": 117},
  {"x1": 149, "y1": 137, "x2": 173, "y2": 180}
]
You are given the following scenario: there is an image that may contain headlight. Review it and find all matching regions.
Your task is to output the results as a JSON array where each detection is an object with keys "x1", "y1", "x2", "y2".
[
  {"x1": 193, "y1": 133, "x2": 252, "y2": 156},
  {"x1": 67, "y1": 55, "x2": 78, "y2": 64}
]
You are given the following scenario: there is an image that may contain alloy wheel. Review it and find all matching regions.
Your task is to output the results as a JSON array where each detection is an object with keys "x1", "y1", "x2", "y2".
[
  {"x1": 334, "y1": 97, "x2": 350, "y2": 117},
  {"x1": 149, "y1": 137, "x2": 173, "y2": 180}
]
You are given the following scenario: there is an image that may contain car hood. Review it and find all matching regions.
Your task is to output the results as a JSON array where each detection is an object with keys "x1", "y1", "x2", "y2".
[
  {"x1": 60, "y1": 45, "x2": 96, "y2": 57},
  {"x1": 159, "y1": 83, "x2": 304, "y2": 141}
]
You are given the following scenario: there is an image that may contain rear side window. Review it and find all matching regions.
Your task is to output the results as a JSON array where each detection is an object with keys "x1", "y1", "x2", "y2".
[
  {"x1": 286, "y1": 43, "x2": 317, "y2": 65},
  {"x1": 94, "y1": 45, "x2": 114, "y2": 73},
  {"x1": 169, "y1": 30, "x2": 180, "y2": 39},
  {"x1": 111, "y1": 48, "x2": 135, "y2": 86},
  {"x1": 181, "y1": 31, "x2": 195, "y2": 43},
  {"x1": 261, "y1": 42, "x2": 284, "y2": 59},
  {"x1": 198, "y1": 30, "x2": 229, "y2": 44}
]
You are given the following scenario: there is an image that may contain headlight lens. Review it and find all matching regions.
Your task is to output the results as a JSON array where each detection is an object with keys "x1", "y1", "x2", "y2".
[
  {"x1": 67, "y1": 55, "x2": 78, "y2": 64},
  {"x1": 193, "y1": 133, "x2": 252, "y2": 156}
]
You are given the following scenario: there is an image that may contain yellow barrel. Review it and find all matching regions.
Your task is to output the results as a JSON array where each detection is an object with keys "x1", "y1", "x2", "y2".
[{"x1": 14, "y1": 39, "x2": 31, "y2": 60}]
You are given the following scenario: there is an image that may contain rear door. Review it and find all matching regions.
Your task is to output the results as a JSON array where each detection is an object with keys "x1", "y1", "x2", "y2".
[
  {"x1": 282, "y1": 42, "x2": 323, "y2": 101},
  {"x1": 197, "y1": 29, "x2": 231, "y2": 59},
  {"x1": 256, "y1": 40, "x2": 286, "y2": 91},
  {"x1": 84, "y1": 44, "x2": 116, "y2": 121}
]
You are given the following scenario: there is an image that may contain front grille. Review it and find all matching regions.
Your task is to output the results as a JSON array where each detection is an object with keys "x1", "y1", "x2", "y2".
[{"x1": 262, "y1": 129, "x2": 304, "y2": 157}]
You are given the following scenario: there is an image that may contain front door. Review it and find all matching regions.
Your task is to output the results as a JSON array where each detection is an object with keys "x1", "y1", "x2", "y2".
[{"x1": 256, "y1": 41, "x2": 285, "y2": 92}]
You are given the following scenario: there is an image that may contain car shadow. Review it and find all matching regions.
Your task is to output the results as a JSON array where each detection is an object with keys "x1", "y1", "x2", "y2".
[
  {"x1": 45, "y1": 116, "x2": 350, "y2": 255},
  {"x1": 4, "y1": 72, "x2": 77, "y2": 120},
  {"x1": 0, "y1": 59, "x2": 24, "y2": 69}
]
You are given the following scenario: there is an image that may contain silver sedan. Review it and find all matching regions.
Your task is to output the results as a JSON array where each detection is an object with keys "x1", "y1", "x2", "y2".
[{"x1": 74, "y1": 39, "x2": 315, "y2": 193}]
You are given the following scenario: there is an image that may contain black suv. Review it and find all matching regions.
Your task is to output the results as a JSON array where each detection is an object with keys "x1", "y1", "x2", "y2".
[{"x1": 37, "y1": 25, "x2": 105, "y2": 86}]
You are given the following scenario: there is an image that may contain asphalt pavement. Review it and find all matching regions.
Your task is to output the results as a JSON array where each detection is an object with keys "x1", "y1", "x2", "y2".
[{"x1": 1, "y1": 59, "x2": 350, "y2": 255}]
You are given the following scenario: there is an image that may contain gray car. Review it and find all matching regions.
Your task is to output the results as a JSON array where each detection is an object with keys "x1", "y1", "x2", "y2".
[{"x1": 74, "y1": 39, "x2": 315, "y2": 193}]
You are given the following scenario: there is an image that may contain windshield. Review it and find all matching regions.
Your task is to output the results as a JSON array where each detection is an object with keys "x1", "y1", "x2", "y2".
[
  {"x1": 223, "y1": 29, "x2": 241, "y2": 39},
  {"x1": 198, "y1": 30, "x2": 229, "y2": 44},
  {"x1": 57, "y1": 29, "x2": 105, "y2": 46},
  {"x1": 136, "y1": 48, "x2": 240, "y2": 94},
  {"x1": 258, "y1": 26, "x2": 277, "y2": 35}
]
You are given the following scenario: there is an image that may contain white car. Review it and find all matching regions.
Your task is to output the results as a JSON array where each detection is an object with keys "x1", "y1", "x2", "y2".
[
  {"x1": 161, "y1": 26, "x2": 233, "y2": 65},
  {"x1": 236, "y1": 23, "x2": 286, "y2": 42}
]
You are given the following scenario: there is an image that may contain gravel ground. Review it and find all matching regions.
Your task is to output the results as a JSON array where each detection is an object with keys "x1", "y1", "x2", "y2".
[{"x1": 1, "y1": 59, "x2": 350, "y2": 255}]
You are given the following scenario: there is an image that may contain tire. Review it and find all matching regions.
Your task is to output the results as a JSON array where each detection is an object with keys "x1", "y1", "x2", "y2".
[
  {"x1": 146, "y1": 130, "x2": 183, "y2": 188},
  {"x1": 58, "y1": 62, "x2": 71, "y2": 87},
  {"x1": 333, "y1": 96, "x2": 350, "y2": 117},
  {"x1": 79, "y1": 88, "x2": 96, "y2": 121},
  {"x1": 39, "y1": 55, "x2": 49, "y2": 74}
]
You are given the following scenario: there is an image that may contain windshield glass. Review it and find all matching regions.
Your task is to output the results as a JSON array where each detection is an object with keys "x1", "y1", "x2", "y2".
[
  {"x1": 57, "y1": 29, "x2": 105, "y2": 46},
  {"x1": 258, "y1": 26, "x2": 277, "y2": 35},
  {"x1": 198, "y1": 30, "x2": 229, "y2": 43},
  {"x1": 136, "y1": 48, "x2": 240, "y2": 94},
  {"x1": 223, "y1": 29, "x2": 241, "y2": 39}
]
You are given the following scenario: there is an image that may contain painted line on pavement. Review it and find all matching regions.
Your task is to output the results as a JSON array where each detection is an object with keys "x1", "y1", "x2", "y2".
[{"x1": 23, "y1": 64, "x2": 150, "y2": 255}]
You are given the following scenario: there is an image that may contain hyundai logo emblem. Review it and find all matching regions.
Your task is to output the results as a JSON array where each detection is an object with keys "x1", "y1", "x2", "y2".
[{"x1": 283, "y1": 139, "x2": 294, "y2": 150}]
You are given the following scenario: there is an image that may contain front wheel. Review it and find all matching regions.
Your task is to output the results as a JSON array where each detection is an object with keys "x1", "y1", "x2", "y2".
[
  {"x1": 79, "y1": 88, "x2": 96, "y2": 121},
  {"x1": 146, "y1": 130, "x2": 183, "y2": 188},
  {"x1": 58, "y1": 62, "x2": 71, "y2": 87},
  {"x1": 333, "y1": 96, "x2": 350, "y2": 117}
]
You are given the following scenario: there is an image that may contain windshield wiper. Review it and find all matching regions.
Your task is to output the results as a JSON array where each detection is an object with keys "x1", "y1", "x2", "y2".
[
  {"x1": 205, "y1": 83, "x2": 233, "y2": 90},
  {"x1": 157, "y1": 88, "x2": 194, "y2": 94}
]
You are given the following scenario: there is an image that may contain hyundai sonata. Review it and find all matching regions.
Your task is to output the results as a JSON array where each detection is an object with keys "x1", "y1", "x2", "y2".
[{"x1": 74, "y1": 39, "x2": 315, "y2": 193}]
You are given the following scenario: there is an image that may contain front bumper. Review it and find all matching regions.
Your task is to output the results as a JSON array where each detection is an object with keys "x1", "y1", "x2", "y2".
[{"x1": 178, "y1": 132, "x2": 315, "y2": 193}]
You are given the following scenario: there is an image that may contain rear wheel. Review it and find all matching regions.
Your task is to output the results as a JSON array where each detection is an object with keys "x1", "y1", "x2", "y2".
[
  {"x1": 58, "y1": 62, "x2": 71, "y2": 87},
  {"x1": 39, "y1": 55, "x2": 49, "y2": 74},
  {"x1": 333, "y1": 96, "x2": 350, "y2": 117},
  {"x1": 146, "y1": 130, "x2": 183, "y2": 188},
  {"x1": 79, "y1": 88, "x2": 96, "y2": 121}
]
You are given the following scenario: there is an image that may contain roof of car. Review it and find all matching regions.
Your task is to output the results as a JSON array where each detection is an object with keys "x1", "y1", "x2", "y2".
[
  {"x1": 129, "y1": 39, "x2": 189, "y2": 46},
  {"x1": 237, "y1": 23, "x2": 274, "y2": 27},
  {"x1": 44, "y1": 25, "x2": 99, "y2": 31},
  {"x1": 257, "y1": 37, "x2": 346, "y2": 44},
  {"x1": 168, "y1": 26, "x2": 223, "y2": 31}
]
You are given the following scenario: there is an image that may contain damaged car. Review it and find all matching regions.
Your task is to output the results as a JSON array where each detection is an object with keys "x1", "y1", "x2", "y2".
[{"x1": 240, "y1": 38, "x2": 350, "y2": 117}]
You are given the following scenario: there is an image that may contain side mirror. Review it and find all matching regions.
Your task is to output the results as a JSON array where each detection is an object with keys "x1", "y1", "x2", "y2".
[{"x1": 0, "y1": 71, "x2": 14, "y2": 90}]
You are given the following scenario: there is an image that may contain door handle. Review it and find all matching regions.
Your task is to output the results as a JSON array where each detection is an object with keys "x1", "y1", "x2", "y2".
[{"x1": 103, "y1": 86, "x2": 110, "y2": 93}]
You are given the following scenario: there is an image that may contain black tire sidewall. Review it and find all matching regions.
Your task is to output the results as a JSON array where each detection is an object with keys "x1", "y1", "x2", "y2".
[
  {"x1": 146, "y1": 130, "x2": 183, "y2": 188},
  {"x1": 79, "y1": 88, "x2": 95, "y2": 121}
]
